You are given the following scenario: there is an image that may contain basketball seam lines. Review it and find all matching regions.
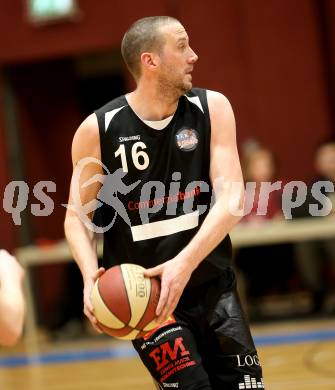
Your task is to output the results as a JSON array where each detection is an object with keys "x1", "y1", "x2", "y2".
[
  {"x1": 96, "y1": 281, "x2": 121, "y2": 322},
  {"x1": 96, "y1": 268, "x2": 131, "y2": 330},
  {"x1": 135, "y1": 276, "x2": 155, "y2": 331},
  {"x1": 120, "y1": 264, "x2": 133, "y2": 326}
]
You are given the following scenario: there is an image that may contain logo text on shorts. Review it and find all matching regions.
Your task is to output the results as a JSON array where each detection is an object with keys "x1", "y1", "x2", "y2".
[
  {"x1": 148, "y1": 337, "x2": 196, "y2": 383},
  {"x1": 236, "y1": 354, "x2": 260, "y2": 367},
  {"x1": 162, "y1": 383, "x2": 179, "y2": 388}
]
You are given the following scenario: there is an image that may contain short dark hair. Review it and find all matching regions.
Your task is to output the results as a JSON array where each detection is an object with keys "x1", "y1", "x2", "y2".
[{"x1": 121, "y1": 16, "x2": 180, "y2": 79}]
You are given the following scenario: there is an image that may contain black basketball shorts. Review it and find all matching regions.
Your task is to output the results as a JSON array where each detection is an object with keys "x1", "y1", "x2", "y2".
[{"x1": 132, "y1": 267, "x2": 265, "y2": 390}]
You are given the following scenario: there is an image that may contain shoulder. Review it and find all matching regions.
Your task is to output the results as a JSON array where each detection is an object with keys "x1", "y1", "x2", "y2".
[
  {"x1": 73, "y1": 113, "x2": 99, "y2": 145},
  {"x1": 206, "y1": 90, "x2": 235, "y2": 133},
  {"x1": 206, "y1": 90, "x2": 232, "y2": 111},
  {"x1": 95, "y1": 95, "x2": 127, "y2": 116},
  {"x1": 187, "y1": 89, "x2": 233, "y2": 118},
  {"x1": 187, "y1": 88, "x2": 230, "y2": 105},
  {"x1": 95, "y1": 95, "x2": 129, "y2": 133},
  {"x1": 71, "y1": 114, "x2": 100, "y2": 163}
]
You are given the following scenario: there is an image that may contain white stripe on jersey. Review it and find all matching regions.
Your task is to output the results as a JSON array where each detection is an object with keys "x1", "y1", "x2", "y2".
[
  {"x1": 104, "y1": 105, "x2": 127, "y2": 131},
  {"x1": 184, "y1": 95, "x2": 204, "y2": 114},
  {"x1": 131, "y1": 211, "x2": 199, "y2": 242}
]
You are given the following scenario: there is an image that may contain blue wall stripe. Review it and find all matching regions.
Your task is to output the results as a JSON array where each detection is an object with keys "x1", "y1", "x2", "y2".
[
  {"x1": 0, "y1": 329, "x2": 334, "y2": 368},
  {"x1": 254, "y1": 329, "x2": 335, "y2": 346},
  {"x1": 0, "y1": 347, "x2": 136, "y2": 367}
]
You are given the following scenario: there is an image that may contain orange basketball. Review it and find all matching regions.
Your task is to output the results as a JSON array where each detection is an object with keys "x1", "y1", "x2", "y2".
[{"x1": 91, "y1": 263, "x2": 161, "y2": 340}]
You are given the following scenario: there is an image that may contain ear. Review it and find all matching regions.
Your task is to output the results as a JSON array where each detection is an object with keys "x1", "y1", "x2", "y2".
[{"x1": 141, "y1": 52, "x2": 160, "y2": 71}]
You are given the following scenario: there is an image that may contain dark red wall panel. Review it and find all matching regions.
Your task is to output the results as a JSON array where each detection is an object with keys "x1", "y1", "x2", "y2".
[
  {"x1": 0, "y1": 79, "x2": 17, "y2": 250},
  {"x1": 0, "y1": 1, "x2": 170, "y2": 64},
  {"x1": 179, "y1": 0, "x2": 331, "y2": 181},
  {"x1": 9, "y1": 60, "x2": 81, "y2": 242}
]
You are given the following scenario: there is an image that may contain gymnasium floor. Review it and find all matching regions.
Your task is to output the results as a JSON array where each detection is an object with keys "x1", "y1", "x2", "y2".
[{"x1": 0, "y1": 318, "x2": 334, "y2": 390}]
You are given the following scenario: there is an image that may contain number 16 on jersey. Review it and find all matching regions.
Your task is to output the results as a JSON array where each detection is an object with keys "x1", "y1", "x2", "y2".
[{"x1": 115, "y1": 142, "x2": 150, "y2": 173}]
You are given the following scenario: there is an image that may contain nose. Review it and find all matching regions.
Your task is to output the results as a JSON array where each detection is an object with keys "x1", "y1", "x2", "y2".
[{"x1": 189, "y1": 47, "x2": 198, "y2": 64}]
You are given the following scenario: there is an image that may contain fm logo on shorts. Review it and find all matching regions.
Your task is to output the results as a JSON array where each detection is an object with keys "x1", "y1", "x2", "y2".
[
  {"x1": 175, "y1": 128, "x2": 199, "y2": 151},
  {"x1": 149, "y1": 337, "x2": 190, "y2": 371},
  {"x1": 236, "y1": 354, "x2": 260, "y2": 367}
]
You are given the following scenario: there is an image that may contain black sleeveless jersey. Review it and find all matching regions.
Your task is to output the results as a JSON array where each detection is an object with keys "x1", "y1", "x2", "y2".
[{"x1": 95, "y1": 88, "x2": 232, "y2": 287}]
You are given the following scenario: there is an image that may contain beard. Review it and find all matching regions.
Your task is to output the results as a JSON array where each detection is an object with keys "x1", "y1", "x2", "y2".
[{"x1": 157, "y1": 68, "x2": 192, "y2": 99}]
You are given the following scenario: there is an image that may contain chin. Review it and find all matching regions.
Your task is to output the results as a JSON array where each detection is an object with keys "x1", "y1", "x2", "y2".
[{"x1": 182, "y1": 81, "x2": 192, "y2": 93}]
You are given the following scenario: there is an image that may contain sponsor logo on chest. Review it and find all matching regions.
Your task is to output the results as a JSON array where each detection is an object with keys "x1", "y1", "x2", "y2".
[{"x1": 175, "y1": 128, "x2": 199, "y2": 151}]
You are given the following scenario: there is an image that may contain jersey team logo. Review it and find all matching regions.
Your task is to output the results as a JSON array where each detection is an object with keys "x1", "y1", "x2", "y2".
[{"x1": 175, "y1": 128, "x2": 199, "y2": 152}]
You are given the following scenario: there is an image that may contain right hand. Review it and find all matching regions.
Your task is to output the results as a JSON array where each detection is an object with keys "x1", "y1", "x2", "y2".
[{"x1": 83, "y1": 267, "x2": 105, "y2": 333}]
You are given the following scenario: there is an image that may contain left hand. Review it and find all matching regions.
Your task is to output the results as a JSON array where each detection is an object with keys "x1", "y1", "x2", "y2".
[{"x1": 144, "y1": 258, "x2": 194, "y2": 324}]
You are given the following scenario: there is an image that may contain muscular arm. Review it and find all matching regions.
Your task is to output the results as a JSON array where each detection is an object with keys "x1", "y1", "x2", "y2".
[
  {"x1": 64, "y1": 113, "x2": 105, "y2": 331},
  {"x1": 145, "y1": 91, "x2": 244, "y2": 322},
  {"x1": 178, "y1": 91, "x2": 244, "y2": 267}
]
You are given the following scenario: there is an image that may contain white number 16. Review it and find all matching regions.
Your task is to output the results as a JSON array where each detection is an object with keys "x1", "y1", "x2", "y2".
[{"x1": 114, "y1": 141, "x2": 149, "y2": 173}]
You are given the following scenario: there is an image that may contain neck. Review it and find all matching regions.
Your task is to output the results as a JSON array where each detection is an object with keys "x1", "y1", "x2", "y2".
[{"x1": 127, "y1": 80, "x2": 181, "y2": 121}]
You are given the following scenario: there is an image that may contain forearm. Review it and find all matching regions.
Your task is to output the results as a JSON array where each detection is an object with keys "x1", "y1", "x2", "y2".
[
  {"x1": 64, "y1": 214, "x2": 99, "y2": 282},
  {"x1": 178, "y1": 197, "x2": 242, "y2": 270},
  {"x1": 0, "y1": 281, "x2": 25, "y2": 346},
  {"x1": 144, "y1": 196, "x2": 243, "y2": 324}
]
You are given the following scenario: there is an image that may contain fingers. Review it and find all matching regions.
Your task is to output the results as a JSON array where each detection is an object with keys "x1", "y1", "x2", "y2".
[
  {"x1": 155, "y1": 281, "x2": 169, "y2": 318},
  {"x1": 84, "y1": 294, "x2": 102, "y2": 333},
  {"x1": 84, "y1": 305, "x2": 103, "y2": 333},
  {"x1": 84, "y1": 293, "x2": 94, "y2": 313},
  {"x1": 94, "y1": 267, "x2": 105, "y2": 279},
  {"x1": 82, "y1": 269, "x2": 106, "y2": 334},
  {"x1": 83, "y1": 282, "x2": 100, "y2": 332},
  {"x1": 157, "y1": 287, "x2": 179, "y2": 324},
  {"x1": 144, "y1": 264, "x2": 163, "y2": 278},
  {"x1": 83, "y1": 304, "x2": 93, "y2": 320},
  {"x1": 148, "y1": 262, "x2": 181, "y2": 323}
]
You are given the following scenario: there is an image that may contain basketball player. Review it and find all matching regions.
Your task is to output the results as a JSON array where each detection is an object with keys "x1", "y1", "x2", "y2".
[
  {"x1": 0, "y1": 250, "x2": 25, "y2": 346},
  {"x1": 65, "y1": 16, "x2": 265, "y2": 389}
]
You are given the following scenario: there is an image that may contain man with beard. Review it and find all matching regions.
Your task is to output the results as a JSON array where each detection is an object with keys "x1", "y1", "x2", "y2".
[{"x1": 65, "y1": 16, "x2": 265, "y2": 389}]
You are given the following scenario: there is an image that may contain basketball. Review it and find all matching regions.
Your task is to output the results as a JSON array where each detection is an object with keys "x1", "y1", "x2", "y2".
[{"x1": 91, "y1": 263, "x2": 161, "y2": 340}]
